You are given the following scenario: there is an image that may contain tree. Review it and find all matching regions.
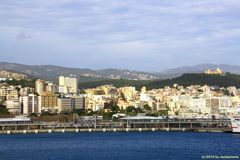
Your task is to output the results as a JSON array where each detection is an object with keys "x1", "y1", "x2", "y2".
[
  {"x1": 134, "y1": 107, "x2": 143, "y2": 113},
  {"x1": 158, "y1": 110, "x2": 168, "y2": 116},
  {"x1": 145, "y1": 113, "x2": 158, "y2": 117},
  {"x1": 30, "y1": 113, "x2": 38, "y2": 117},
  {"x1": 175, "y1": 111, "x2": 179, "y2": 116},
  {"x1": 3, "y1": 79, "x2": 36, "y2": 88},
  {"x1": 111, "y1": 104, "x2": 120, "y2": 113},
  {"x1": 125, "y1": 106, "x2": 143, "y2": 116},
  {"x1": 143, "y1": 104, "x2": 151, "y2": 111},
  {"x1": 79, "y1": 88, "x2": 86, "y2": 94},
  {"x1": 103, "y1": 112, "x2": 114, "y2": 119},
  {"x1": 74, "y1": 109, "x2": 85, "y2": 116},
  {"x1": 0, "y1": 104, "x2": 10, "y2": 117},
  {"x1": 105, "y1": 101, "x2": 120, "y2": 113},
  {"x1": 125, "y1": 106, "x2": 135, "y2": 113}
]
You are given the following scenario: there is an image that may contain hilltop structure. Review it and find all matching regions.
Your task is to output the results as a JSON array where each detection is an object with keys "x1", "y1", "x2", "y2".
[{"x1": 205, "y1": 68, "x2": 222, "y2": 75}]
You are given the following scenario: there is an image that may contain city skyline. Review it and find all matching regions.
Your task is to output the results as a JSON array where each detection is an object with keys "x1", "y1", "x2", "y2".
[
  {"x1": 1, "y1": 0, "x2": 240, "y2": 71},
  {"x1": 1, "y1": 1, "x2": 240, "y2": 159}
]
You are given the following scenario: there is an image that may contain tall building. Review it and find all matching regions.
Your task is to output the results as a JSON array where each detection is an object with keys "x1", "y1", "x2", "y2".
[
  {"x1": 35, "y1": 79, "x2": 57, "y2": 94},
  {"x1": 71, "y1": 95, "x2": 85, "y2": 111},
  {"x1": 45, "y1": 82, "x2": 57, "y2": 93},
  {"x1": 22, "y1": 94, "x2": 39, "y2": 115},
  {"x1": 35, "y1": 79, "x2": 45, "y2": 94},
  {"x1": 59, "y1": 76, "x2": 78, "y2": 94},
  {"x1": 38, "y1": 92, "x2": 59, "y2": 112}
]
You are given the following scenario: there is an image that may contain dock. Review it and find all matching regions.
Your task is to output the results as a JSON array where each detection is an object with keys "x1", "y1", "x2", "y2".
[{"x1": 0, "y1": 118, "x2": 232, "y2": 134}]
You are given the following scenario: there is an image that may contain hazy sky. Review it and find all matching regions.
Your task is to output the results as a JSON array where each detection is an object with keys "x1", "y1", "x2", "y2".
[{"x1": 0, "y1": 0, "x2": 240, "y2": 71}]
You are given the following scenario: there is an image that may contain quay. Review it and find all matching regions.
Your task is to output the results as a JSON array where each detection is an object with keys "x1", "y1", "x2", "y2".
[
  {"x1": 0, "y1": 116, "x2": 232, "y2": 134},
  {"x1": 0, "y1": 127, "x2": 231, "y2": 134}
]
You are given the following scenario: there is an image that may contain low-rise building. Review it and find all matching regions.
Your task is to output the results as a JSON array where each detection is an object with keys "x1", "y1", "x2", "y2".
[
  {"x1": 6, "y1": 98, "x2": 21, "y2": 114},
  {"x1": 58, "y1": 97, "x2": 72, "y2": 113},
  {"x1": 0, "y1": 86, "x2": 19, "y2": 100},
  {"x1": 58, "y1": 95, "x2": 86, "y2": 113}
]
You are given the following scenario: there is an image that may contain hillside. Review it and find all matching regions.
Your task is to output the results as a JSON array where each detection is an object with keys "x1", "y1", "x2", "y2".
[
  {"x1": 2, "y1": 62, "x2": 240, "y2": 84},
  {"x1": 0, "y1": 70, "x2": 28, "y2": 80},
  {"x1": 0, "y1": 62, "x2": 160, "y2": 82},
  {"x1": 146, "y1": 73, "x2": 240, "y2": 89},
  {"x1": 159, "y1": 64, "x2": 240, "y2": 75},
  {"x1": 79, "y1": 73, "x2": 240, "y2": 90}
]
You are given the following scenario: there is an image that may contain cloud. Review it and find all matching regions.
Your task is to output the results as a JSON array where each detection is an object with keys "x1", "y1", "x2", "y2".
[
  {"x1": 16, "y1": 32, "x2": 31, "y2": 40},
  {"x1": 0, "y1": 0, "x2": 240, "y2": 71}
]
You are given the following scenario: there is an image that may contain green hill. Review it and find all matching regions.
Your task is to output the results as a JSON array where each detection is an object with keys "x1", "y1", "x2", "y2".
[
  {"x1": 145, "y1": 73, "x2": 240, "y2": 89},
  {"x1": 79, "y1": 73, "x2": 240, "y2": 90}
]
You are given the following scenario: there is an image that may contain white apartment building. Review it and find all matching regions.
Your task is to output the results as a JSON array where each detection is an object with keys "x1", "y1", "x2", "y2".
[
  {"x1": 190, "y1": 98, "x2": 209, "y2": 114},
  {"x1": 35, "y1": 79, "x2": 57, "y2": 94},
  {"x1": 59, "y1": 76, "x2": 78, "y2": 94},
  {"x1": 0, "y1": 86, "x2": 19, "y2": 100},
  {"x1": 119, "y1": 86, "x2": 137, "y2": 101},
  {"x1": 22, "y1": 94, "x2": 39, "y2": 114},
  {"x1": 35, "y1": 79, "x2": 45, "y2": 94},
  {"x1": 6, "y1": 98, "x2": 21, "y2": 114},
  {"x1": 206, "y1": 97, "x2": 231, "y2": 115}
]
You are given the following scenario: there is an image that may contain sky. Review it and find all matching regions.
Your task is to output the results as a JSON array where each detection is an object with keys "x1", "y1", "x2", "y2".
[{"x1": 0, "y1": 0, "x2": 240, "y2": 72}]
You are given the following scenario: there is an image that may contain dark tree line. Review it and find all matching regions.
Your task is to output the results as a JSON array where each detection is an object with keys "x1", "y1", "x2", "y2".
[
  {"x1": 146, "y1": 73, "x2": 240, "y2": 89},
  {"x1": 79, "y1": 79, "x2": 150, "y2": 90},
  {"x1": 79, "y1": 73, "x2": 240, "y2": 90},
  {"x1": 1, "y1": 79, "x2": 36, "y2": 88}
]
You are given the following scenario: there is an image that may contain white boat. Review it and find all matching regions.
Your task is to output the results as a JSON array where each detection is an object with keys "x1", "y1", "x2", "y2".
[{"x1": 231, "y1": 118, "x2": 240, "y2": 133}]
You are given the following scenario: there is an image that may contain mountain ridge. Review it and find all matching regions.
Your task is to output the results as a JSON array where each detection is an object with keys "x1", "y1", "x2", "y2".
[
  {"x1": 1, "y1": 62, "x2": 240, "y2": 83},
  {"x1": 0, "y1": 62, "x2": 160, "y2": 82}
]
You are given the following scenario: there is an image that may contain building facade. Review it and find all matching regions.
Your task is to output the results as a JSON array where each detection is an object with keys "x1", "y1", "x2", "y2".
[
  {"x1": 59, "y1": 76, "x2": 78, "y2": 94},
  {"x1": 6, "y1": 99, "x2": 21, "y2": 114},
  {"x1": 58, "y1": 96, "x2": 85, "y2": 113},
  {"x1": 58, "y1": 98, "x2": 72, "y2": 112},
  {"x1": 22, "y1": 94, "x2": 39, "y2": 114},
  {"x1": 38, "y1": 92, "x2": 59, "y2": 112}
]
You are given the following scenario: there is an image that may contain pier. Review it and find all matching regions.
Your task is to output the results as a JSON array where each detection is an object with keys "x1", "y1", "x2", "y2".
[{"x1": 0, "y1": 117, "x2": 232, "y2": 134}]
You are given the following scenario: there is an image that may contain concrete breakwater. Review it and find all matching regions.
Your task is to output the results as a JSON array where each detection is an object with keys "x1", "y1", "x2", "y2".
[{"x1": 0, "y1": 127, "x2": 232, "y2": 134}]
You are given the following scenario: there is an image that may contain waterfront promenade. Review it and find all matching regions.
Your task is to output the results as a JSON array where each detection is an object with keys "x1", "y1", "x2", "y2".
[{"x1": 0, "y1": 118, "x2": 232, "y2": 134}]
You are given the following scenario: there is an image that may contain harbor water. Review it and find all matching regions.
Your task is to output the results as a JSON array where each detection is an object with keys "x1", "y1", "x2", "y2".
[{"x1": 0, "y1": 132, "x2": 239, "y2": 160}]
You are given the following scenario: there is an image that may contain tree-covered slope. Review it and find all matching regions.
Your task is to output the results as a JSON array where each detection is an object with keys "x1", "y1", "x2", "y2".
[{"x1": 79, "y1": 73, "x2": 240, "y2": 90}]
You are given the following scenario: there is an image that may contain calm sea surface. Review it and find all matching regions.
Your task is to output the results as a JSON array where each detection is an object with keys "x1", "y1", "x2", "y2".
[{"x1": 0, "y1": 132, "x2": 239, "y2": 160}]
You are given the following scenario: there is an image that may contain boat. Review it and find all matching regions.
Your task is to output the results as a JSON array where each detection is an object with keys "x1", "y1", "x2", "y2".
[{"x1": 231, "y1": 117, "x2": 240, "y2": 133}]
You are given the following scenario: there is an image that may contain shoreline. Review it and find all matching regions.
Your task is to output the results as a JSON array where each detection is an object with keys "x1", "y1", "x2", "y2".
[{"x1": 0, "y1": 127, "x2": 232, "y2": 135}]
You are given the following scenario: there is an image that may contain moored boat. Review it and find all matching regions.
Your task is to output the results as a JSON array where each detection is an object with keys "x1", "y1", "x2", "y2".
[{"x1": 231, "y1": 118, "x2": 240, "y2": 133}]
